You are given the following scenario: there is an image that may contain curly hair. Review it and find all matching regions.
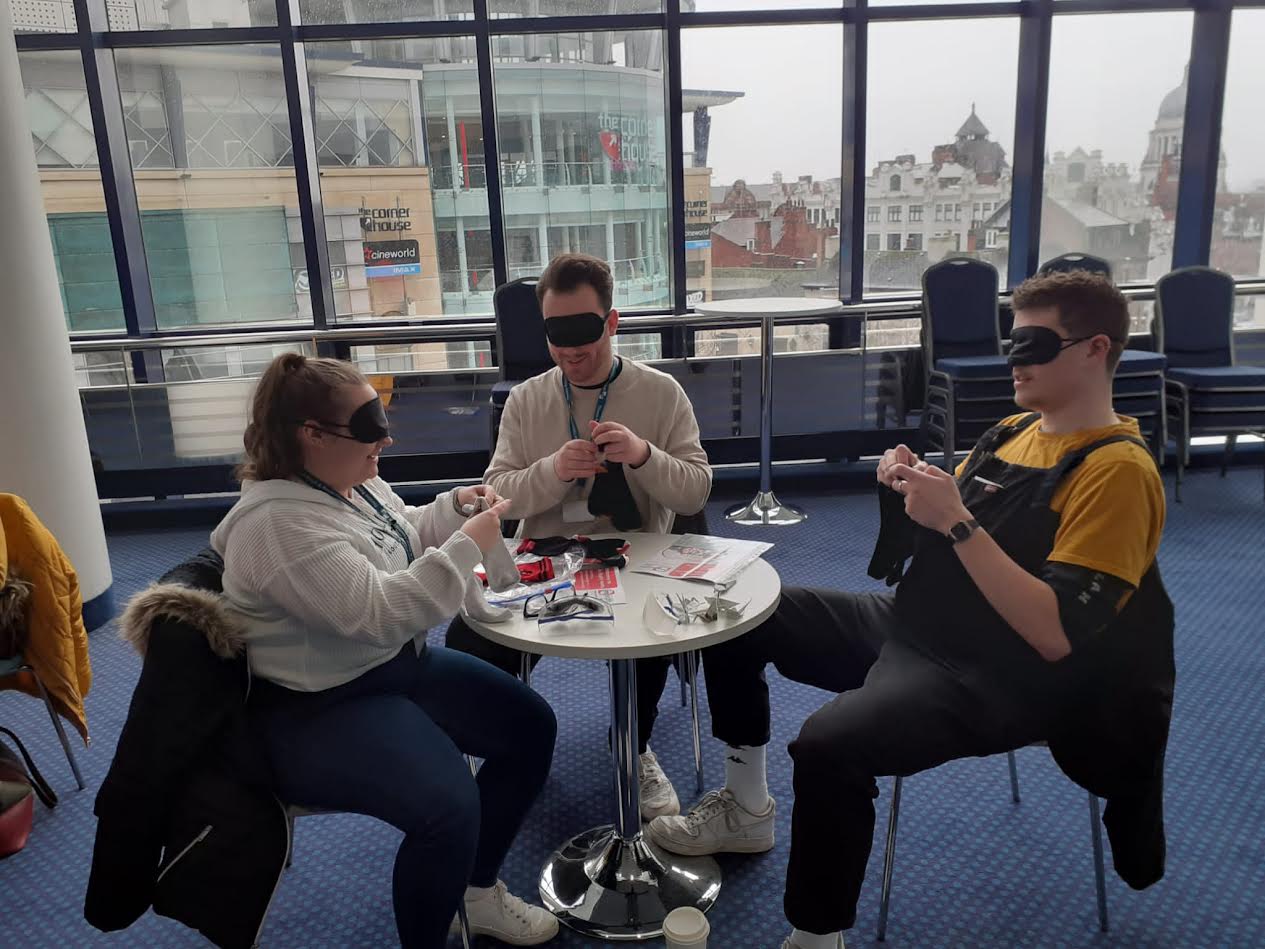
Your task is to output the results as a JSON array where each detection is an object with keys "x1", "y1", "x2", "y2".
[{"x1": 536, "y1": 252, "x2": 614, "y2": 312}]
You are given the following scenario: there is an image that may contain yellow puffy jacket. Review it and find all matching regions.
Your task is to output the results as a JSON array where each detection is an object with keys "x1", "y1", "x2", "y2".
[{"x1": 0, "y1": 494, "x2": 93, "y2": 743}]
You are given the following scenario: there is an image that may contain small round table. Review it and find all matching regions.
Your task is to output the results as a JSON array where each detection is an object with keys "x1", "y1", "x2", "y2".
[
  {"x1": 463, "y1": 533, "x2": 781, "y2": 941},
  {"x1": 693, "y1": 297, "x2": 844, "y2": 526}
]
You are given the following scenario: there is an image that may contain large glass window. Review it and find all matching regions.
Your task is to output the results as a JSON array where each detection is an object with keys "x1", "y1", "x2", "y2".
[
  {"x1": 107, "y1": 0, "x2": 278, "y2": 30},
  {"x1": 1212, "y1": 9, "x2": 1265, "y2": 318},
  {"x1": 114, "y1": 45, "x2": 304, "y2": 330},
  {"x1": 1041, "y1": 12, "x2": 1193, "y2": 285},
  {"x1": 682, "y1": 23, "x2": 842, "y2": 316},
  {"x1": 308, "y1": 38, "x2": 495, "y2": 324},
  {"x1": 491, "y1": 29, "x2": 670, "y2": 311},
  {"x1": 301, "y1": 0, "x2": 473, "y2": 23},
  {"x1": 866, "y1": 17, "x2": 1018, "y2": 296},
  {"x1": 19, "y1": 50, "x2": 126, "y2": 334}
]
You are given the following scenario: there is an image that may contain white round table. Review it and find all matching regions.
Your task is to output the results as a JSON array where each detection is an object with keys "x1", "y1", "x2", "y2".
[
  {"x1": 694, "y1": 297, "x2": 844, "y2": 526},
  {"x1": 464, "y1": 533, "x2": 781, "y2": 941}
]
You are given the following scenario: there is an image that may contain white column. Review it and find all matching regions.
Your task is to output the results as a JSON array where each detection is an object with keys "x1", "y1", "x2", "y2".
[
  {"x1": 606, "y1": 213, "x2": 616, "y2": 267},
  {"x1": 537, "y1": 219, "x2": 549, "y2": 272},
  {"x1": 0, "y1": 10, "x2": 113, "y2": 626},
  {"x1": 530, "y1": 98, "x2": 544, "y2": 185}
]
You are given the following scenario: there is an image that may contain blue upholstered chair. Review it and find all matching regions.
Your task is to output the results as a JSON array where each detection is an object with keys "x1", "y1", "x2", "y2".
[
  {"x1": 1038, "y1": 254, "x2": 1168, "y2": 462},
  {"x1": 490, "y1": 277, "x2": 553, "y2": 451},
  {"x1": 1155, "y1": 266, "x2": 1265, "y2": 500},
  {"x1": 920, "y1": 257, "x2": 1015, "y2": 469}
]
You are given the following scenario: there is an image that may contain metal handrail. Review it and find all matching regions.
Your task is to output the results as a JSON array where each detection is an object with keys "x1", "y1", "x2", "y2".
[{"x1": 67, "y1": 280, "x2": 1265, "y2": 355}]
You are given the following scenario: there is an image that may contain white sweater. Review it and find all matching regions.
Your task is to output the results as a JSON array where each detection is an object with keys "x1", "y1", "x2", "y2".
[
  {"x1": 485, "y1": 359, "x2": 712, "y2": 538},
  {"x1": 210, "y1": 477, "x2": 483, "y2": 691}
]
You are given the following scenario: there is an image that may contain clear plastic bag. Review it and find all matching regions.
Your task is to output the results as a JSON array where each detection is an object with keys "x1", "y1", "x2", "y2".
[{"x1": 483, "y1": 540, "x2": 587, "y2": 607}]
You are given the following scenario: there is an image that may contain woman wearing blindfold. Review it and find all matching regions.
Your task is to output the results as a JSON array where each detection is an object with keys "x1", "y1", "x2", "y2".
[
  {"x1": 650, "y1": 272, "x2": 1171, "y2": 949},
  {"x1": 210, "y1": 353, "x2": 559, "y2": 947}
]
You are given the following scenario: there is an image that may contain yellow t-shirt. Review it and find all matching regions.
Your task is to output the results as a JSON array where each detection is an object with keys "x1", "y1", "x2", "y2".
[{"x1": 956, "y1": 414, "x2": 1165, "y2": 588}]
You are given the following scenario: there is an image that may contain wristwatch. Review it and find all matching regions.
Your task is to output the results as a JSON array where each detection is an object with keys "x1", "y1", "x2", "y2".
[{"x1": 947, "y1": 518, "x2": 981, "y2": 545}]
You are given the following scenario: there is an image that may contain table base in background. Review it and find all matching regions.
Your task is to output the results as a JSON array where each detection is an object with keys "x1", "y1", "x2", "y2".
[
  {"x1": 725, "y1": 490, "x2": 808, "y2": 526},
  {"x1": 539, "y1": 825, "x2": 721, "y2": 941}
]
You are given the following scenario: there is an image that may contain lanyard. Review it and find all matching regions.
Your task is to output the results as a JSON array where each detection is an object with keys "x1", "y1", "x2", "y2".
[
  {"x1": 561, "y1": 358, "x2": 619, "y2": 441},
  {"x1": 561, "y1": 358, "x2": 620, "y2": 488},
  {"x1": 297, "y1": 471, "x2": 415, "y2": 563}
]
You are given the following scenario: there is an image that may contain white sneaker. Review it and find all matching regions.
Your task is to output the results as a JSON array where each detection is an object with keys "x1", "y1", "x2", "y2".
[
  {"x1": 461, "y1": 880, "x2": 559, "y2": 946},
  {"x1": 779, "y1": 937, "x2": 845, "y2": 949},
  {"x1": 647, "y1": 788, "x2": 775, "y2": 856},
  {"x1": 640, "y1": 749, "x2": 680, "y2": 820}
]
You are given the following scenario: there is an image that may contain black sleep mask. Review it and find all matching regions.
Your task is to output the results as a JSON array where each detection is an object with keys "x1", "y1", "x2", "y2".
[
  {"x1": 310, "y1": 396, "x2": 389, "y2": 443},
  {"x1": 544, "y1": 312, "x2": 608, "y2": 348},
  {"x1": 1007, "y1": 325, "x2": 1107, "y2": 367}
]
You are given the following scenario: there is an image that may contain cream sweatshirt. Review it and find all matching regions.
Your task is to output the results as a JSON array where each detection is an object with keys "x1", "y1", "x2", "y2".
[
  {"x1": 210, "y1": 477, "x2": 484, "y2": 691},
  {"x1": 485, "y1": 358, "x2": 712, "y2": 537}
]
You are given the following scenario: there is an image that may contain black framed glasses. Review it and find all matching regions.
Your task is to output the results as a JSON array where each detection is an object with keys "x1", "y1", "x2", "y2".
[{"x1": 523, "y1": 589, "x2": 610, "y2": 623}]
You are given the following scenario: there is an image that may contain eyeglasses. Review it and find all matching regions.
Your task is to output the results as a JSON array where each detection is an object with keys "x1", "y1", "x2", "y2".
[{"x1": 523, "y1": 588, "x2": 611, "y2": 622}]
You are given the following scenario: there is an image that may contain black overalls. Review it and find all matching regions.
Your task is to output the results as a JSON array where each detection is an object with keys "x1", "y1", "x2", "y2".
[{"x1": 701, "y1": 414, "x2": 1172, "y2": 934}]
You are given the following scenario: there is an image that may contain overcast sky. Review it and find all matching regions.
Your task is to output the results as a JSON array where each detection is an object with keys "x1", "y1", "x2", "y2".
[{"x1": 681, "y1": 7, "x2": 1265, "y2": 192}]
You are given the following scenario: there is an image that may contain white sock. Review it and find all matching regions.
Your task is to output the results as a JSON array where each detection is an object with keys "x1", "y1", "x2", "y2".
[
  {"x1": 723, "y1": 743, "x2": 769, "y2": 813},
  {"x1": 465, "y1": 884, "x2": 495, "y2": 902},
  {"x1": 790, "y1": 928, "x2": 841, "y2": 949}
]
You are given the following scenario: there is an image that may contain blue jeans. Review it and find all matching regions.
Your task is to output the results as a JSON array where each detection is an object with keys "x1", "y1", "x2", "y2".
[{"x1": 250, "y1": 644, "x2": 557, "y2": 949}]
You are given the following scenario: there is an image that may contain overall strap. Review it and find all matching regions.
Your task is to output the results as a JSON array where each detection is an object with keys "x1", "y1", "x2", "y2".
[
  {"x1": 1031, "y1": 434, "x2": 1152, "y2": 508},
  {"x1": 959, "y1": 413, "x2": 1042, "y2": 482}
]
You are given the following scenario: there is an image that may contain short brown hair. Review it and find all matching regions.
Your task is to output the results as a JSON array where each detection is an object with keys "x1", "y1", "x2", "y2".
[
  {"x1": 1010, "y1": 270, "x2": 1130, "y2": 372},
  {"x1": 236, "y1": 353, "x2": 367, "y2": 482},
  {"x1": 536, "y1": 253, "x2": 614, "y2": 312}
]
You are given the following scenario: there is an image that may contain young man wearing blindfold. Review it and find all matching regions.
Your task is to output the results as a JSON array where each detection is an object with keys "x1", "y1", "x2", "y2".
[
  {"x1": 445, "y1": 252, "x2": 713, "y2": 822},
  {"x1": 648, "y1": 271, "x2": 1171, "y2": 949}
]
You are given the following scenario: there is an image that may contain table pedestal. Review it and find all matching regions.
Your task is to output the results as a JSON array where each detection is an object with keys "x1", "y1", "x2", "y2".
[
  {"x1": 725, "y1": 313, "x2": 806, "y2": 527},
  {"x1": 539, "y1": 658, "x2": 721, "y2": 940}
]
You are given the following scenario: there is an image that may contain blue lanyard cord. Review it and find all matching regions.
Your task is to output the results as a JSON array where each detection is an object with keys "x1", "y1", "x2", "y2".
[
  {"x1": 297, "y1": 472, "x2": 415, "y2": 563},
  {"x1": 561, "y1": 359, "x2": 620, "y2": 487},
  {"x1": 561, "y1": 358, "x2": 620, "y2": 442}
]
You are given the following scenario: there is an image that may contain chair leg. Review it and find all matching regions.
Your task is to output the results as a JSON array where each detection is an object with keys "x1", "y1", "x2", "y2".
[
  {"x1": 677, "y1": 654, "x2": 688, "y2": 707},
  {"x1": 466, "y1": 755, "x2": 479, "y2": 778},
  {"x1": 1088, "y1": 793, "x2": 1109, "y2": 932},
  {"x1": 518, "y1": 651, "x2": 532, "y2": 688},
  {"x1": 29, "y1": 667, "x2": 85, "y2": 790},
  {"x1": 686, "y1": 650, "x2": 704, "y2": 794},
  {"x1": 285, "y1": 811, "x2": 296, "y2": 869},
  {"x1": 1222, "y1": 434, "x2": 1237, "y2": 477},
  {"x1": 457, "y1": 899, "x2": 473, "y2": 949},
  {"x1": 1006, "y1": 750, "x2": 1021, "y2": 804},
  {"x1": 876, "y1": 776, "x2": 903, "y2": 942}
]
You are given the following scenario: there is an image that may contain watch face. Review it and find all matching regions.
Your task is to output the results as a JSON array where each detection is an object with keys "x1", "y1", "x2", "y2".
[{"x1": 950, "y1": 520, "x2": 974, "y2": 542}]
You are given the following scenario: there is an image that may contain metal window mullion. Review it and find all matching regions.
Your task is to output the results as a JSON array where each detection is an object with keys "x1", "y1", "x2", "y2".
[
  {"x1": 1172, "y1": 0, "x2": 1233, "y2": 269},
  {"x1": 474, "y1": 0, "x2": 509, "y2": 289},
  {"x1": 1006, "y1": 0, "x2": 1053, "y2": 286},
  {"x1": 843, "y1": 1, "x2": 867, "y2": 304},
  {"x1": 668, "y1": 0, "x2": 687, "y2": 322},
  {"x1": 72, "y1": 0, "x2": 158, "y2": 339},
  {"x1": 278, "y1": 0, "x2": 336, "y2": 330}
]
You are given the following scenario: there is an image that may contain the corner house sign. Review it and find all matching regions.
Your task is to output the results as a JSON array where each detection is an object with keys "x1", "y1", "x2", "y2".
[
  {"x1": 364, "y1": 240, "x2": 421, "y2": 278},
  {"x1": 360, "y1": 206, "x2": 413, "y2": 233},
  {"x1": 598, "y1": 111, "x2": 650, "y2": 170}
]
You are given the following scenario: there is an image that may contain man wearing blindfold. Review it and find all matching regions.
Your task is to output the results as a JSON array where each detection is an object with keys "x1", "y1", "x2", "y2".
[
  {"x1": 445, "y1": 253, "x2": 713, "y2": 823},
  {"x1": 650, "y1": 271, "x2": 1171, "y2": 949}
]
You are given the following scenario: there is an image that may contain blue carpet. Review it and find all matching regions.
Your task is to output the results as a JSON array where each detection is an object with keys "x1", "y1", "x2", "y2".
[{"x1": 2, "y1": 469, "x2": 1263, "y2": 948}]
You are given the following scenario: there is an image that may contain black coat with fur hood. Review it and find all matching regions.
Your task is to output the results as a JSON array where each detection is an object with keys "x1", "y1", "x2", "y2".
[{"x1": 84, "y1": 549, "x2": 289, "y2": 949}]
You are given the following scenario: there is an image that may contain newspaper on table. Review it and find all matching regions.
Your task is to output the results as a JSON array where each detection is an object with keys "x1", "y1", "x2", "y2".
[
  {"x1": 573, "y1": 564, "x2": 628, "y2": 605},
  {"x1": 629, "y1": 534, "x2": 772, "y2": 588}
]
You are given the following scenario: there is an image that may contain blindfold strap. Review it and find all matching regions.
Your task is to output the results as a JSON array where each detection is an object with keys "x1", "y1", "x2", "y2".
[
  {"x1": 1007, "y1": 325, "x2": 1106, "y2": 367},
  {"x1": 545, "y1": 312, "x2": 608, "y2": 347}
]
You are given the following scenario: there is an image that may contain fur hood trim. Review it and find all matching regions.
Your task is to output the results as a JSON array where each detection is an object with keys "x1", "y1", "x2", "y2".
[{"x1": 120, "y1": 584, "x2": 245, "y2": 660}]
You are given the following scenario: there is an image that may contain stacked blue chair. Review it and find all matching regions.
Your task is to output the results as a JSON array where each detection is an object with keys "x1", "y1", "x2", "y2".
[
  {"x1": 1154, "y1": 266, "x2": 1265, "y2": 500},
  {"x1": 490, "y1": 277, "x2": 553, "y2": 450},
  {"x1": 1038, "y1": 254, "x2": 1168, "y2": 462},
  {"x1": 920, "y1": 257, "x2": 1015, "y2": 469}
]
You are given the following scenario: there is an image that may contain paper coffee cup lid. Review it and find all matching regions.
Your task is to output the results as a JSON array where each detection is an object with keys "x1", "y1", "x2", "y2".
[{"x1": 663, "y1": 907, "x2": 710, "y2": 943}]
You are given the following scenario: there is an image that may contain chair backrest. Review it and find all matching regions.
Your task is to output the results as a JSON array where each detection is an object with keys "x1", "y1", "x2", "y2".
[
  {"x1": 494, "y1": 277, "x2": 554, "y2": 382},
  {"x1": 920, "y1": 256, "x2": 1001, "y2": 368},
  {"x1": 1038, "y1": 253, "x2": 1113, "y2": 281},
  {"x1": 669, "y1": 509, "x2": 711, "y2": 536},
  {"x1": 1154, "y1": 266, "x2": 1237, "y2": 368}
]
